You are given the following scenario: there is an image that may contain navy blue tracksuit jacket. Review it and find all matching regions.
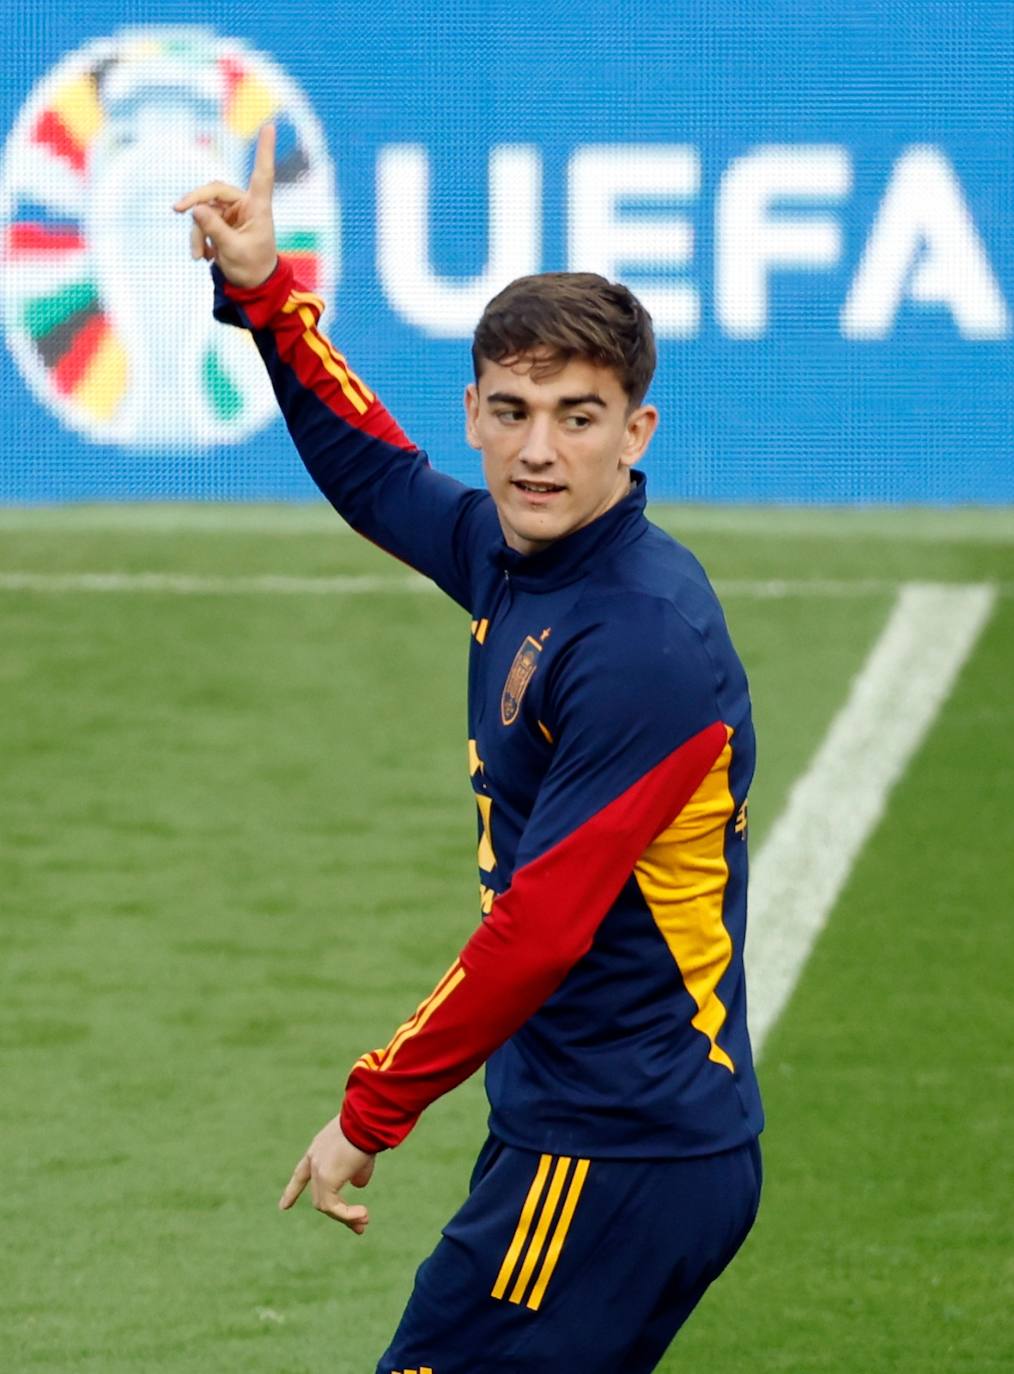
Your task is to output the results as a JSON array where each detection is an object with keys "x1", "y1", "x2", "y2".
[{"x1": 214, "y1": 259, "x2": 764, "y2": 1163}]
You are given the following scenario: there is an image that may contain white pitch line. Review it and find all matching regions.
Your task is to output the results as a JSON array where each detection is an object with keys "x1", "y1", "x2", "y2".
[
  {"x1": 747, "y1": 581, "x2": 997, "y2": 1058},
  {"x1": 0, "y1": 570, "x2": 434, "y2": 596},
  {"x1": 0, "y1": 569, "x2": 974, "y2": 599},
  {"x1": 0, "y1": 507, "x2": 352, "y2": 535}
]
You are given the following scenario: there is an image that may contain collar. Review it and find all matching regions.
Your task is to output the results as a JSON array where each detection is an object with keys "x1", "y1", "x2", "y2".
[{"x1": 489, "y1": 470, "x2": 649, "y2": 592}]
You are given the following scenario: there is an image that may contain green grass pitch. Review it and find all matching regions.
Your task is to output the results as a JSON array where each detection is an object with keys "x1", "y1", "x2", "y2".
[{"x1": 1, "y1": 503, "x2": 1012, "y2": 1373}]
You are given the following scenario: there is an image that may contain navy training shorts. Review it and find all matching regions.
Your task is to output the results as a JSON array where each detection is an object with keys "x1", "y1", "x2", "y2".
[{"x1": 376, "y1": 1132, "x2": 762, "y2": 1374}]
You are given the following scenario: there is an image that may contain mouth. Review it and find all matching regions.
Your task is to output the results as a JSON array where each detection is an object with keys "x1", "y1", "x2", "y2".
[{"x1": 512, "y1": 480, "x2": 565, "y2": 496}]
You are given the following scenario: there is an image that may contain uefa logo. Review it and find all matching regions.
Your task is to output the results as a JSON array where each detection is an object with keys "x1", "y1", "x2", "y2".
[{"x1": 0, "y1": 27, "x2": 337, "y2": 449}]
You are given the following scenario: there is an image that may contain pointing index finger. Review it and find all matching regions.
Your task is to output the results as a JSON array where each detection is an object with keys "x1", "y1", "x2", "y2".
[
  {"x1": 248, "y1": 122, "x2": 276, "y2": 202},
  {"x1": 279, "y1": 1153, "x2": 311, "y2": 1211}
]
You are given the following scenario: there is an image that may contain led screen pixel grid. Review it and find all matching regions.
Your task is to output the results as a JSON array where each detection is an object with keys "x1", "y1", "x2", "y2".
[{"x1": 1, "y1": 1, "x2": 1011, "y2": 505}]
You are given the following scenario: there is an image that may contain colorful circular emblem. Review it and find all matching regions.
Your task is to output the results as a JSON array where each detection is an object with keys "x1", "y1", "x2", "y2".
[{"x1": 0, "y1": 27, "x2": 337, "y2": 448}]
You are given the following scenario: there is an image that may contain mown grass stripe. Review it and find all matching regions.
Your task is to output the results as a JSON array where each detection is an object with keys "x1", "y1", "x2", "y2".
[{"x1": 2, "y1": 503, "x2": 1012, "y2": 544}]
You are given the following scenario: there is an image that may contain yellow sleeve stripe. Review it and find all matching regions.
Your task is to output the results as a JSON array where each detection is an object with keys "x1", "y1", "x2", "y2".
[
  {"x1": 282, "y1": 293, "x2": 376, "y2": 402},
  {"x1": 294, "y1": 305, "x2": 371, "y2": 414},
  {"x1": 322, "y1": 340, "x2": 374, "y2": 404},
  {"x1": 283, "y1": 289, "x2": 327, "y2": 315},
  {"x1": 526, "y1": 1157, "x2": 590, "y2": 1310},
  {"x1": 491, "y1": 1153, "x2": 552, "y2": 1299},
  {"x1": 376, "y1": 961, "x2": 466, "y2": 1072},
  {"x1": 280, "y1": 295, "x2": 375, "y2": 412},
  {"x1": 353, "y1": 959, "x2": 465, "y2": 1076}
]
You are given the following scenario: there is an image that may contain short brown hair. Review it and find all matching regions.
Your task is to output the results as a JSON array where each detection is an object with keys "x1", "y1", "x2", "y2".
[{"x1": 472, "y1": 272, "x2": 656, "y2": 407}]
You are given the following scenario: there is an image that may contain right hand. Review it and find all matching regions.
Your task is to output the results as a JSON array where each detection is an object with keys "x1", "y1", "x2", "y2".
[{"x1": 173, "y1": 122, "x2": 278, "y2": 288}]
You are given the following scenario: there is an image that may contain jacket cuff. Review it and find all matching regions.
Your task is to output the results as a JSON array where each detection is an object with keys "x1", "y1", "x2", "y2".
[
  {"x1": 339, "y1": 1102, "x2": 386, "y2": 1156},
  {"x1": 212, "y1": 257, "x2": 293, "y2": 330}
]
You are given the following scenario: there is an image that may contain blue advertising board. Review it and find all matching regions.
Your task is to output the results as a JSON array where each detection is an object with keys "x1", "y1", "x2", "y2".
[{"x1": 1, "y1": 1, "x2": 1011, "y2": 503}]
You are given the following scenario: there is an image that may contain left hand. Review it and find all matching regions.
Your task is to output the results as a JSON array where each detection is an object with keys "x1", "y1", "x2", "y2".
[{"x1": 278, "y1": 1115, "x2": 376, "y2": 1235}]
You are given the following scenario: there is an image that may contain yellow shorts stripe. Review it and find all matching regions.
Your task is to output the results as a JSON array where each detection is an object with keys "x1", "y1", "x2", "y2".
[
  {"x1": 526, "y1": 1157, "x2": 590, "y2": 1310},
  {"x1": 490, "y1": 1154, "x2": 592, "y2": 1310},
  {"x1": 508, "y1": 1155, "x2": 571, "y2": 1304},
  {"x1": 491, "y1": 1153, "x2": 552, "y2": 1300}
]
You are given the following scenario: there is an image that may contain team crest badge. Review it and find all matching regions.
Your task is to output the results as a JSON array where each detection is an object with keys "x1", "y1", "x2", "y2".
[
  {"x1": 0, "y1": 26, "x2": 335, "y2": 448},
  {"x1": 501, "y1": 635, "x2": 543, "y2": 726}
]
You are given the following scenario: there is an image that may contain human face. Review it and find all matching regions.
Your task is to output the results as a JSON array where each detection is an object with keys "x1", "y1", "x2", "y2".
[{"x1": 465, "y1": 353, "x2": 658, "y2": 557}]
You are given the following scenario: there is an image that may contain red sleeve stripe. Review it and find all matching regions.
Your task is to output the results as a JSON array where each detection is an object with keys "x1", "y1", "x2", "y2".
[
  {"x1": 280, "y1": 291, "x2": 376, "y2": 403},
  {"x1": 281, "y1": 297, "x2": 375, "y2": 414},
  {"x1": 224, "y1": 258, "x2": 413, "y2": 448},
  {"x1": 280, "y1": 295, "x2": 414, "y2": 446},
  {"x1": 284, "y1": 287, "x2": 326, "y2": 314}
]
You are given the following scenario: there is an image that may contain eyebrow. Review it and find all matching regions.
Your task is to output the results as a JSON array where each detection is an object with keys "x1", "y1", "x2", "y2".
[{"x1": 485, "y1": 391, "x2": 608, "y2": 409}]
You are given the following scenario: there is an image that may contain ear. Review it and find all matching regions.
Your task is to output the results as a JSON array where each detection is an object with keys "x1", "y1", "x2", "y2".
[
  {"x1": 620, "y1": 404, "x2": 659, "y2": 468},
  {"x1": 464, "y1": 382, "x2": 482, "y2": 450}
]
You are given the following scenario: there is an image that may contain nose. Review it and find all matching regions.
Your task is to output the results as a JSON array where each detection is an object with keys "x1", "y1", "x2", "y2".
[{"x1": 517, "y1": 414, "x2": 556, "y2": 468}]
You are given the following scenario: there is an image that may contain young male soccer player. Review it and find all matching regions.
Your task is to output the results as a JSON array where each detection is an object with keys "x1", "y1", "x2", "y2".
[{"x1": 176, "y1": 125, "x2": 763, "y2": 1373}]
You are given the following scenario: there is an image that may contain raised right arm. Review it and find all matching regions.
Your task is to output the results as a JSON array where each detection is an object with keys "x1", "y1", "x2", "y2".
[
  {"x1": 175, "y1": 124, "x2": 496, "y2": 610},
  {"x1": 214, "y1": 259, "x2": 495, "y2": 608}
]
